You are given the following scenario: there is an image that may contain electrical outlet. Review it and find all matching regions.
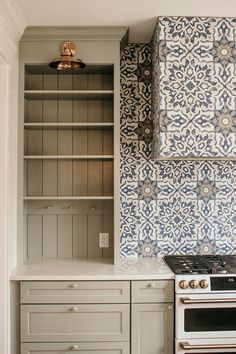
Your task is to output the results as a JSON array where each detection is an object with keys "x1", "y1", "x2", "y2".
[{"x1": 99, "y1": 233, "x2": 109, "y2": 248}]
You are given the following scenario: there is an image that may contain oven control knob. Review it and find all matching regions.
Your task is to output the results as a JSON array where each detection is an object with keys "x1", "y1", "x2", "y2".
[
  {"x1": 189, "y1": 280, "x2": 198, "y2": 289},
  {"x1": 199, "y1": 279, "x2": 209, "y2": 289},
  {"x1": 179, "y1": 280, "x2": 188, "y2": 289}
]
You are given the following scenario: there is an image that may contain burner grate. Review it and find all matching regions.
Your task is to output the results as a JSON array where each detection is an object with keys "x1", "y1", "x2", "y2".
[{"x1": 164, "y1": 255, "x2": 236, "y2": 275}]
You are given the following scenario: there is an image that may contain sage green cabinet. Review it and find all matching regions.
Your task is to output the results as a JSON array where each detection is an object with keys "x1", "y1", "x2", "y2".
[
  {"x1": 131, "y1": 303, "x2": 174, "y2": 354},
  {"x1": 21, "y1": 281, "x2": 130, "y2": 303},
  {"x1": 131, "y1": 280, "x2": 174, "y2": 354},
  {"x1": 21, "y1": 342, "x2": 130, "y2": 354},
  {"x1": 21, "y1": 304, "x2": 129, "y2": 343}
]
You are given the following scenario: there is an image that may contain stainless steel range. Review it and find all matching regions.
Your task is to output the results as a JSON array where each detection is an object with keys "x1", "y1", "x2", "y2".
[{"x1": 164, "y1": 255, "x2": 236, "y2": 354}]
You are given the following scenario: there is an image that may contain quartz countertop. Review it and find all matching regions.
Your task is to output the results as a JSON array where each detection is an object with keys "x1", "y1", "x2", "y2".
[{"x1": 10, "y1": 257, "x2": 174, "y2": 281}]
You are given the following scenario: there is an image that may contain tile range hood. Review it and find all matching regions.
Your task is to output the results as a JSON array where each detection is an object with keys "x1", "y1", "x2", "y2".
[{"x1": 151, "y1": 17, "x2": 236, "y2": 160}]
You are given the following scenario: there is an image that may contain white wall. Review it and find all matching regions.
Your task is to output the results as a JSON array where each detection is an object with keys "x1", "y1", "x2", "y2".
[{"x1": 0, "y1": 0, "x2": 25, "y2": 352}]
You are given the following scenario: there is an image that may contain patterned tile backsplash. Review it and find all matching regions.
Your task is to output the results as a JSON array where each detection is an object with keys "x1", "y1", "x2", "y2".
[
  {"x1": 152, "y1": 17, "x2": 236, "y2": 158},
  {"x1": 120, "y1": 42, "x2": 236, "y2": 257}
]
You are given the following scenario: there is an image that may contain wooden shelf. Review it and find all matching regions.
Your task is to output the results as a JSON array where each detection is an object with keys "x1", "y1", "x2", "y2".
[
  {"x1": 24, "y1": 90, "x2": 114, "y2": 100},
  {"x1": 24, "y1": 155, "x2": 114, "y2": 160},
  {"x1": 24, "y1": 123, "x2": 114, "y2": 130},
  {"x1": 23, "y1": 196, "x2": 114, "y2": 200}
]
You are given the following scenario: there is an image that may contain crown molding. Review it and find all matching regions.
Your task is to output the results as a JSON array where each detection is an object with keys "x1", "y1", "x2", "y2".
[
  {"x1": 0, "y1": 0, "x2": 25, "y2": 55},
  {"x1": 21, "y1": 26, "x2": 129, "y2": 42}
]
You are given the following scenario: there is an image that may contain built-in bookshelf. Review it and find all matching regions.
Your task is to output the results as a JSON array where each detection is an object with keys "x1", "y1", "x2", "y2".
[{"x1": 23, "y1": 64, "x2": 115, "y2": 259}]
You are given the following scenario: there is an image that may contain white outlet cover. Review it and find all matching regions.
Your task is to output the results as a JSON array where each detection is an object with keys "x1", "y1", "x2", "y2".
[{"x1": 99, "y1": 233, "x2": 109, "y2": 248}]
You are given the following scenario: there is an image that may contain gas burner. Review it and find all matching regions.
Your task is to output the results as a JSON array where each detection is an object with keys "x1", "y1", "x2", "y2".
[{"x1": 164, "y1": 255, "x2": 236, "y2": 275}]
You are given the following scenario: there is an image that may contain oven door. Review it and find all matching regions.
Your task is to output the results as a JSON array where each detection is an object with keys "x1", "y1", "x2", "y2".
[
  {"x1": 176, "y1": 338, "x2": 236, "y2": 354},
  {"x1": 176, "y1": 294, "x2": 236, "y2": 339}
]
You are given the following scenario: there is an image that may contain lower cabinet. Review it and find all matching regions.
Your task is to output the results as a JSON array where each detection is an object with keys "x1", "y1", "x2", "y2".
[
  {"x1": 21, "y1": 342, "x2": 130, "y2": 354},
  {"x1": 20, "y1": 280, "x2": 174, "y2": 354},
  {"x1": 131, "y1": 303, "x2": 174, "y2": 354}
]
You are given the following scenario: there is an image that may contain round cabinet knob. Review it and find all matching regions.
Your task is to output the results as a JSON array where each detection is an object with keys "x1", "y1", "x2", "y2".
[
  {"x1": 150, "y1": 282, "x2": 156, "y2": 288},
  {"x1": 72, "y1": 306, "x2": 79, "y2": 312},
  {"x1": 71, "y1": 345, "x2": 79, "y2": 350},
  {"x1": 199, "y1": 279, "x2": 209, "y2": 289},
  {"x1": 179, "y1": 280, "x2": 188, "y2": 289},
  {"x1": 189, "y1": 280, "x2": 198, "y2": 289},
  {"x1": 167, "y1": 305, "x2": 173, "y2": 311},
  {"x1": 72, "y1": 283, "x2": 78, "y2": 289}
]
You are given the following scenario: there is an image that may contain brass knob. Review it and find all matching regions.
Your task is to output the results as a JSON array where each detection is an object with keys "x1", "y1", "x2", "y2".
[
  {"x1": 189, "y1": 280, "x2": 198, "y2": 289},
  {"x1": 150, "y1": 282, "x2": 157, "y2": 288},
  {"x1": 179, "y1": 280, "x2": 188, "y2": 289},
  {"x1": 72, "y1": 306, "x2": 79, "y2": 312},
  {"x1": 167, "y1": 305, "x2": 173, "y2": 310},
  {"x1": 72, "y1": 345, "x2": 79, "y2": 350},
  {"x1": 72, "y1": 283, "x2": 78, "y2": 289},
  {"x1": 199, "y1": 279, "x2": 209, "y2": 289}
]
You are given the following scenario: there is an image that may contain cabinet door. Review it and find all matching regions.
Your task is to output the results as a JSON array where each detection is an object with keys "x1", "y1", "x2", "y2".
[{"x1": 132, "y1": 303, "x2": 174, "y2": 354}]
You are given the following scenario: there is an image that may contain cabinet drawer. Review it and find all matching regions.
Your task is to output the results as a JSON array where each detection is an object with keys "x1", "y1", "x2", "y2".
[
  {"x1": 21, "y1": 304, "x2": 130, "y2": 342},
  {"x1": 131, "y1": 280, "x2": 174, "y2": 303},
  {"x1": 21, "y1": 281, "x2": 130, "y2": 303},
  {"x1": 21, "y1": 342, "x2": 130, "y2": 354}
]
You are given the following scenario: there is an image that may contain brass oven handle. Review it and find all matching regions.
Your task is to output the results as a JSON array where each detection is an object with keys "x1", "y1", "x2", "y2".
[
  {"x1": 180, "y1": 342, "x2": 236, "y2": 350},
  {"x1": 180, "y1": 297, "x2": 236, "y2": 304}
]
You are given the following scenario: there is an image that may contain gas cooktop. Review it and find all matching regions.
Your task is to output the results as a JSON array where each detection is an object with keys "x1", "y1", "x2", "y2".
[{"x1": 164, "y1": 255, "x2": 236, "y2": 275}]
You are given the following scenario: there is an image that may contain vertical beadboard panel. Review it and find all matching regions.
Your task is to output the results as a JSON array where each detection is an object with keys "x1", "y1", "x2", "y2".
[
  {"x1": 73, "y1": 75, "x2": 88, "y2": 90},
  {"x1": 88, "y1": 101, "x2": 102, "y2": 122},
  {"x1": 73, "y1": 130, "x2": 87, "y2": 155},
  {"x1": 43, "y1": 161, "x2": 58, "y2": 196},
  {"x1": 73, "y1": 161, "x2": 88, "y2": 196},
  {"x1": 103, "y1": 161, "x2": 114, "y2": 196},
  {"x1": 58, "y1": 130, "x2": 72, "y2": 155},
  {"x1": 27, "y1": 215, "x2": 42, "y2": 258},
  {"x1": 73, "y1": 101, "x2": 88, "y2": 122},
  {"x1": 73, "y1": 215, "x2": 88, "y2": 258},
  {"x1": 43, "y1": 215, "x2": 58, "y2": 258},
  {"x1": 88, "y1": 214, "x2": 102, "y2": 258},
  {"x1": 27, "y1": 161, "x2": 42, "y2": 196},
  {"x1": 88, "y1": 75, "x2": 103, "y2": 90},
  {"x1": 103, "y1": 130, "x2": 113, "y2": 154},
  {"x1": 43, "y1": 74, "x2": 57, "y2": 90},
  {"x1": 58, "y1": 161, "x2": 72, "y2": 196},
  {"x1": 43, "y1": 101, "x2": 58, "y2": 123},
  {"x1": 58, "y1": 215, "x2": 73, "y2": 258},
  {"x1": 27, "y1": 101, "x2": 43, "y2": 122},
  {"x1": 103, "y1": 100, "x2": 113, "y2": 122},
  {"x1": 23, "y1": 161, "x2": 28, "y2": 196},
  {"x1": 88, "y1": 130, "x2": 102, "y2": 155},
  {"x1": 103, "y1": 75, "x2": 113, "y2": 90},
  {"x1": 58, "y1": 74, "x2": 73, "y2": 90},
  {"x1": 102, "y1": 214, "x2": 114, "y2": 258},
  {"x1": 27, "y1": 130, "x2": 42, "y2": 155},
  {"x1": 43, "y1": 130, "x2": 57, "y2": 155},
  {"x1": 88, "y1": 161, "x2": 102, "y2": 196},
  {"x1": 58, "y1": 101, "x2": 73, "y2": 122},
  {"x1": 26, "y1": 74, "x2": 43, "y2": 90}
]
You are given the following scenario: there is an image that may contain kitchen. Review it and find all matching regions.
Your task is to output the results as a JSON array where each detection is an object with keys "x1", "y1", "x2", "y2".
[{"x1": 0, "y1": 1, "x2": 236, "y2": 353}]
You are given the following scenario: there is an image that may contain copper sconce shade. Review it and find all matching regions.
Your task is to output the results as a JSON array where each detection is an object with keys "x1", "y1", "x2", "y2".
[{"x1": 49, "y1": 41, "x2": 86, "y2": 70}]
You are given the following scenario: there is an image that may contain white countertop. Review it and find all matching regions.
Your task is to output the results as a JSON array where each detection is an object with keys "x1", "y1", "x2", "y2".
[{"x1": 10, "y1": 257, "x2": 174, "y2": 281}]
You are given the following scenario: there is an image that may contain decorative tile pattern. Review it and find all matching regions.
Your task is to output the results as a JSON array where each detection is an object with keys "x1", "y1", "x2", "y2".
[
  {"x1": 120, "y1": 43, "x2": 236, "y2": 257},
  {"x1": 152, "y1": 17, "x2": 236, "y2": 158}
]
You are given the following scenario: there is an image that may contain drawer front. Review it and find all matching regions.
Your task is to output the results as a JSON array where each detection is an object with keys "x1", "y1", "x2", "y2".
[
  {"x1": 21, "y1": 304, "x2": 130, "y2": 342},
  {"x1": 132, "y1": 280, "x2": 174, "y2": 303},
  {"x1": 21, "y1": 281, "x2": 130, "y2": 303},
  {"x1": 21, "y1": 342, "x2": 130, "y2": 354}
]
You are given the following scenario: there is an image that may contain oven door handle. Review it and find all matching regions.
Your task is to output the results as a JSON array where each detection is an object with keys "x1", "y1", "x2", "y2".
[
  {"x1": 180, "y1": 342, "x2": 236, "y2": 350},
  {"x1": 180, "y1": 297, "x2": 236, "y2": 304}
]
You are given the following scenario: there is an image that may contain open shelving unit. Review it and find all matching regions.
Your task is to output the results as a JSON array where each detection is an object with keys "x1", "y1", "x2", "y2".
[{"x1": 22, "y1": 63, "x2": 115, "y2": 260}]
